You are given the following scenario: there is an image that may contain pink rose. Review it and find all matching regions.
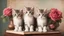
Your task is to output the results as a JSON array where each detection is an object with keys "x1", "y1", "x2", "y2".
[
  {"x1": 49, "y1": 8, "x2": 62, "y2": 21},
  {"x1": 3, "y1": 7, "x2": 12, "y2": 16}
]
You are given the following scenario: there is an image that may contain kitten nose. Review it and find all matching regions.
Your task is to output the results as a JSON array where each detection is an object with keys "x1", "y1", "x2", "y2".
[
  {"x1": 18, "y1": 14, "x2": 20, "y2": 16},
  {"x1": 41, "y1": 15, "x2": 44, "y2": 18},
  {"x1": 29, "y1": 12, "x2": 31, "y2": 13},
  {"x1": 41, "y1": 15, "x2": 43, "y2": 17}
]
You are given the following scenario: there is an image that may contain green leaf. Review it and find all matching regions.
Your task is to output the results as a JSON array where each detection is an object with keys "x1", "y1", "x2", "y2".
[
  {"x1": 2, "y1": 17, "x2": 8, "y2": 23},
  {"x1": 1, "y1": 15, "x2": 5, "y2": 18},
  {"x1": 0, "y1": 15, "x2": 9, "y2": 23},
  {"x1": 3, "y1": 18, "x2": 6, "y2": 23}
]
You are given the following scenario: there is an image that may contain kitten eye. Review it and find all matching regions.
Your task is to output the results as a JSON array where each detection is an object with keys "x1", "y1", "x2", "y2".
[
  {"x1": 15, "y1": 14, "x2": 16, "y2": 16},
  {"x1": 14, "y1": 14, "x2": 16, "y2": 17},
  {"x1": 26, "y1": 12, "x2": 27, "y2": 13},
  {"x1": 42, "y1": 14, "x2": 45, "y2": 16},
  {"x1": 38, "y1": 14, "x2": 40, "y2": 16},
  {"x1": 29, "y1": 12, "x2": 31, "y2": 13}
]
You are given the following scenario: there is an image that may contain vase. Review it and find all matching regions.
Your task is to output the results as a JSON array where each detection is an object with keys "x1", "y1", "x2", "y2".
[
  {"x1": 8, "y1": 18, "x2": 15, "y2": 30},
  {"x1": 49, "y1": 24, "x2": 56, "y2": 31}
]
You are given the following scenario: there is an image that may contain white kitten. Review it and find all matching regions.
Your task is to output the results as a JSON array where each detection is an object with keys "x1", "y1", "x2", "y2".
[
  {"x1": 23, "y1": 7, "x2": 34, "y2": 32},
  {"x1": 37, "y1": 9, "x2": 47, "y2": 32},
  {"x1": 12, "y1": 9, "x2": 23, "y2": 32}
]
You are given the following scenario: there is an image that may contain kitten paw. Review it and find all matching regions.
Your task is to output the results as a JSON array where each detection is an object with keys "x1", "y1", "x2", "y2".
[
  {"x1": 30, "y1": 26, "x2": 34, "y2": 32},
  {"x1": 38, "y1": 27, "x2": 43, "y2": 32},
  {"x1": 43, "y1": 26, "x2": 47, "y2": 32},
  {"x1": 18, "y1": 27, "x2": 22, "y2": 32},
  {"x1": 14, "y1": 29, "x2": 18, "y2": 32}
]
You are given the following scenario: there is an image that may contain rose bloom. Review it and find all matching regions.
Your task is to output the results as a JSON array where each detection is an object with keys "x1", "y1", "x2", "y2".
[
  {"x1": 49, "y1": 8, "x2": 62, "y2": 21},
  {"x1": 3, "y1": 7, "x2": 12, "y2": 17}
]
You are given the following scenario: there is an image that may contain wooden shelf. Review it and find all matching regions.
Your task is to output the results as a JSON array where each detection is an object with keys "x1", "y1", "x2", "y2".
[{"x1": 4, "y1": 30, "x2": 62, "y2": 36}]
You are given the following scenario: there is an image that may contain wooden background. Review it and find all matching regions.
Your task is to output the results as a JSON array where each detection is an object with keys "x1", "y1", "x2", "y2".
[{"x1": 7, "y1": 0, "x2": 64, "y2": 32}]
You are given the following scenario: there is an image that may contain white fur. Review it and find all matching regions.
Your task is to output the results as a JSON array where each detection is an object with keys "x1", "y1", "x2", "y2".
[
  {"x1": 23, "y1": 7, "x2": 34, "y2": 32},
  {"x1": 30, "y1": 25, "x2": 34, "y2": 32},
  {"x1": 24, "y1": 14, "x2": 34, "y2": 32},
  {"x1": 12, "y1": 9, "x2": 23, "y2": 32},
  {"x1": 13, "y1": 16, "x2": 22, "y2": 32},
  {"x1": 37, "y1": 14, "x2": 47, "y2": 32}
]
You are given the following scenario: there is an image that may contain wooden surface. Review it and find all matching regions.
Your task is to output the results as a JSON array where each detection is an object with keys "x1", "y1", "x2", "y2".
[{"x1": 4, "y1": 30, "x2": 62, "y2": 36}]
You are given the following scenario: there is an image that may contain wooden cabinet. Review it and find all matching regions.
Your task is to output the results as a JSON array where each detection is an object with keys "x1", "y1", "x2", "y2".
[{"x1": 4, "y1": 30, "x2": 62, "y2": 36}]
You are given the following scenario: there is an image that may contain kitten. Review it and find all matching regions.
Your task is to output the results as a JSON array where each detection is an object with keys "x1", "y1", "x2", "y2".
[
  {"x1": 12, "y1": 9, "x2": 24, "y2": 32},
  {"x1": 23, "y1": 7, "x2": 36, "y2": 32},
  {"x1": 37, "y1": 9, "x2": 47, "y2": 32}
]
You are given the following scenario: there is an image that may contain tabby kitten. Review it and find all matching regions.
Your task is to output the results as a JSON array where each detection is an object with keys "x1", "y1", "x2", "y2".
[
  {"x1": 12, "y1": 9, "x2": 24, "y2": 32},
  {"x1": 23, "y1": 7, "x2": 36, "y2": 32},
  {"x1": 37, "y1": 9, "x2": 47, "y2": 32}
]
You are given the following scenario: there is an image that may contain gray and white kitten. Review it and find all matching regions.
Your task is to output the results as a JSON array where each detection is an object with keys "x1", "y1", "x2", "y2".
[
  {"x1": 23, "y1": 7, "x2": 36, "y2": 32},
  {"x1": 37, "y1": 9, "x2": 47, "y2": 32},
  {"x1": 12, "y1": 9, "x2": 24, "y2": 32}
]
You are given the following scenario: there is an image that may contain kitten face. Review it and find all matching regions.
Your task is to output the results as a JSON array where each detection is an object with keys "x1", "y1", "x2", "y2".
[
  {"x1": 12, "y1": 9, "x2": 23, "y2": 18},
  {"x1": 37, "y1": 9, "x2": 45, "y2": 18},
  {"x1": 24, "y1": 7, "x2": 34, "y2": 17}
]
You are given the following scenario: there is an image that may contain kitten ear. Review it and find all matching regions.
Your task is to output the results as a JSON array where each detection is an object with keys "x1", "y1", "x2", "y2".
[
  {"x1": 44, "y1": 9, "x2": 50, "y2": 15},
  {"x1": 31, "y1": 7, "x2": 34, "y2": 10},
  {"x1": 20, "y1": 9, "x2": 23, "y2": 12},
  {"x1": 12, "y1": 9, "x2": 16, "y2": 15},
  {"x1": 20, "y1": 9, "x2": 23, "y2": 15},
  {"x1": 34, "y1": 7, "x2": 39, "y2": 18},
  {"x1": 35, "y1": 9, "x2": 40, "y2": 18},
  {"x1": 31, "y1": 7, "x2": 34, "y2": 14},
  {"x1": 12, "y1": 9, "x2": 15, "y2": 13},
  {"x1": 23, "y1": 7, "x2": 27, "y2": 14},
  {"x1": 31, "y1": 7, "x2": 34, "y2": 11},
  {"x1": 12, "y1": 9, "x2": 17, "y2": 17}
]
